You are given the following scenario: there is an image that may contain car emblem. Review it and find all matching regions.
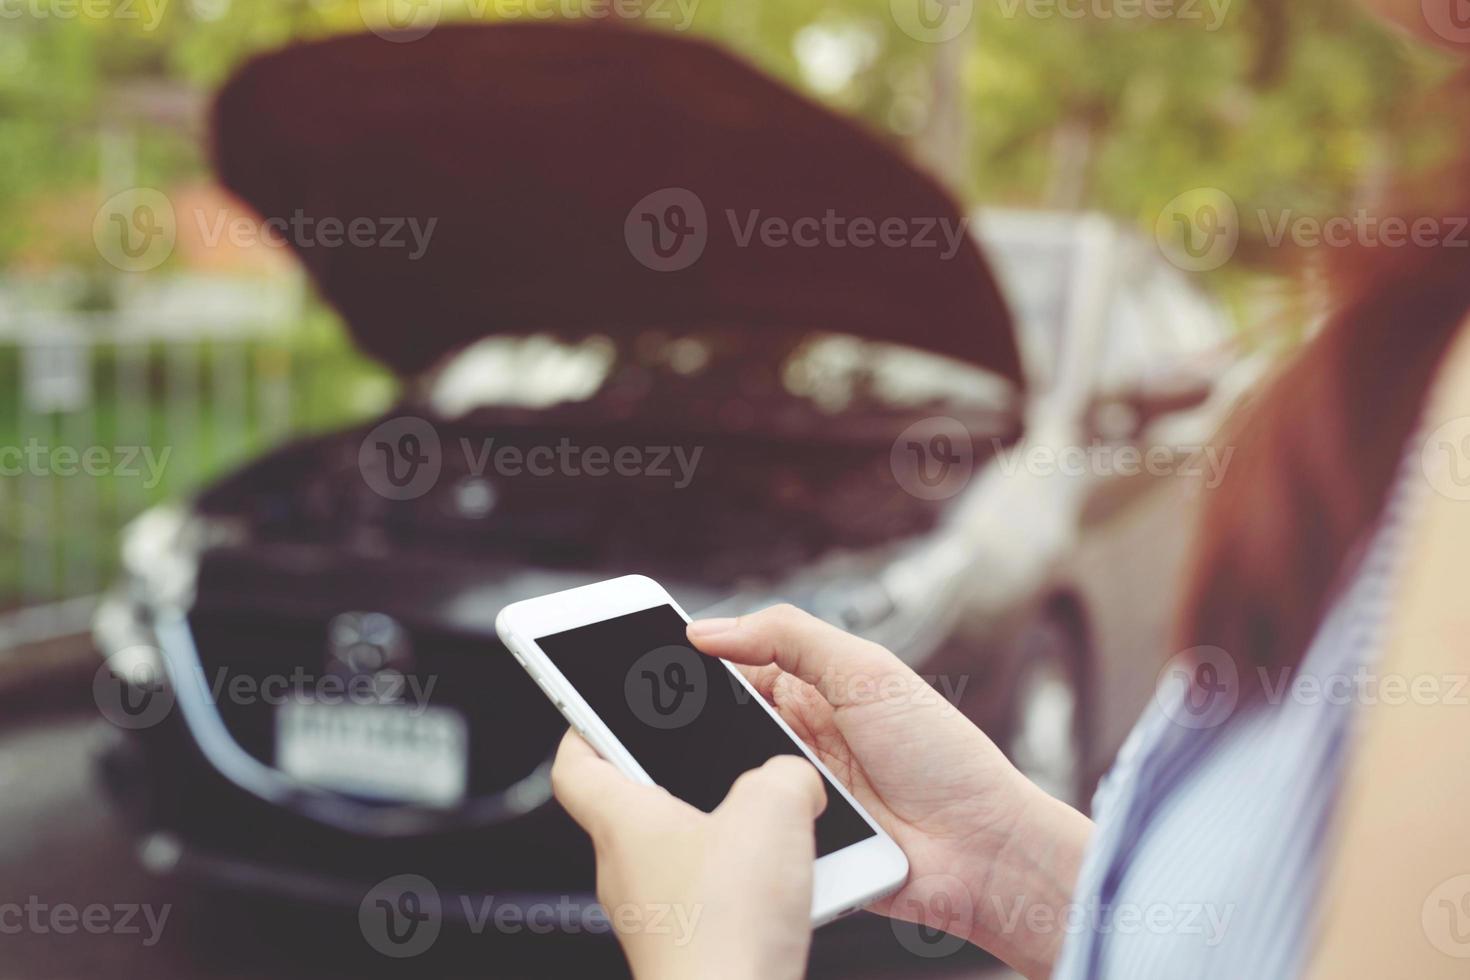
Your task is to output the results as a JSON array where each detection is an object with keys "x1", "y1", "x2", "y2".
[
  {"x1": 449, "y1": 475, "x2": 497, "y2": 519},
  {"x1": 327, "y1": 611, "x2": 415, "y2": 679}
]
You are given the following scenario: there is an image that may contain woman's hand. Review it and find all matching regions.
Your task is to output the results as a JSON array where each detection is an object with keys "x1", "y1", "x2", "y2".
[
  {"x1": 551, "y1": 729, "x2": 826, "y2": 980},
  {"x1": 687, "y1": 605, "x2": 1093, "y2": 979}
]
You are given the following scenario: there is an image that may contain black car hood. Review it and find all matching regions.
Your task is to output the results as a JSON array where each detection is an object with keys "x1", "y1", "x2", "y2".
[{"x1": 211, "y1": 21, "x2": 1020, "y2": 382}]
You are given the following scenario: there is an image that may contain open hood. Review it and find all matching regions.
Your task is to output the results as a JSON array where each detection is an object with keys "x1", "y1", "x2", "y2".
[{"x1": 212, "y1": 22, "x2": 1020, "y2": 382}]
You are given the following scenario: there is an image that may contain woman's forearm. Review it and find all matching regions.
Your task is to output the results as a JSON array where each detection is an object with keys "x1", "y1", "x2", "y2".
[{"x1": 966, "y1": 787, "x2": 1094, "y2": 980}]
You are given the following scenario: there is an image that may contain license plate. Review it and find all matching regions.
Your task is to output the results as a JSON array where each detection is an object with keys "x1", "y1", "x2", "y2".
[{"x1": 276, "y1": 701, "x2": 469, "y2": 808}]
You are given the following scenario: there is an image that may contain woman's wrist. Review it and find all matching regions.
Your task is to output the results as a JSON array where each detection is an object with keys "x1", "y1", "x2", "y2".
[
  {"x1": 963, "y1": 781, "x2": 1094, "y2": 979},
  {"x1": 625, "y1": 916, "x2": 809, "y2": 980}
]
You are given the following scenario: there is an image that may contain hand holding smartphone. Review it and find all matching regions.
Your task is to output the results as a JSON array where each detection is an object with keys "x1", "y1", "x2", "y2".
[{"x1": 496, "y1": 575, "x2": 909, "y2": 925}]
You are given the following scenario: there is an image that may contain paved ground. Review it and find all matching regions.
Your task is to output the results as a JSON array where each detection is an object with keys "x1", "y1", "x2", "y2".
[{"x1": 0, "y1": 707, "x2": 1014, "y2": 980}]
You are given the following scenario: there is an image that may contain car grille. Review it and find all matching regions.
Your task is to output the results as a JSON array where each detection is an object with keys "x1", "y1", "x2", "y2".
[{"x1": 185, "y1": 607, "x2": 567, "y2": 802}]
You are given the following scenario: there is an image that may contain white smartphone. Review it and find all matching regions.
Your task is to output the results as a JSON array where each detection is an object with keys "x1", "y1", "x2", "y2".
[{"x1": 496, "y1": 574, "x2": 909, "y2": 926}]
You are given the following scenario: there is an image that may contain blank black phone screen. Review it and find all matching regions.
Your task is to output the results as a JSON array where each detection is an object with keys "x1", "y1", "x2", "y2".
[{"x1": 536, "y1": 605, "x2": 875, "y2": 857}]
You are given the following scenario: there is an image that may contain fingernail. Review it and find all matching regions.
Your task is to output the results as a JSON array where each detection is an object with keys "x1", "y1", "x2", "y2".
[{"x1": 687, "y1": 618, "x2": 737, "y2": 638}]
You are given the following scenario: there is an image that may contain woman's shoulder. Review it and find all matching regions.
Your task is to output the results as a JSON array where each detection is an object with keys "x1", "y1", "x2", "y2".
[
  {"x1": 1303, "y1": 314, "x2": 1470, "y2": 980},
  {"x1": 1393, "y1": 312, "x2": 1470, "y2": 670},
  {"x1": 1429, "y1": 314, "x2": 1470, "y2": 415}
]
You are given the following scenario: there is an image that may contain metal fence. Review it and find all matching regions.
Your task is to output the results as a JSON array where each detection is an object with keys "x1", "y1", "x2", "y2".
[{"x1": 0, "y1": 276, "x2": 385, "y2": 654}]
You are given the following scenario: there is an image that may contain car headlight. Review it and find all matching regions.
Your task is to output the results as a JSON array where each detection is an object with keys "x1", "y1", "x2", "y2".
[
  {"x1": 118, "y1": 504, "x2": 199, "y2": 608},
  {"x1": 94, "y1": 504, "x2": 208, "y2": 690}
]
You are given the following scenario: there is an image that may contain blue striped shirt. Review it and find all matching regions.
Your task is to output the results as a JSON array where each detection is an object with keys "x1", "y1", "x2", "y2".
[{"x1": 1051, "y1": 438, "x2": 1425, "y2": 980}]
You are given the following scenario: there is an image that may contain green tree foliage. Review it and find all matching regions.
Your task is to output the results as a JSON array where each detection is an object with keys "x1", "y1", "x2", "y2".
[{"x1": 0, "y1": 0, "x2": 1463, "y2": 273}]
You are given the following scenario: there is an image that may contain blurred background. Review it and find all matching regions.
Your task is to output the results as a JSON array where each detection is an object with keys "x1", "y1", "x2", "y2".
[
  {"x1": 1, "y1": 1, "x2": 1467, "y2": 978},
  {"x1": 1, "y1": 0, "x2": 1462, "y2": 623}
]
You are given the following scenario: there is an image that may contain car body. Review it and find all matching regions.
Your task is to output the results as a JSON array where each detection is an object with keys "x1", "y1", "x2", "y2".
[
  {"x1": 91, "y1": 22, "x2": 1251, "y2": 941},
  {"x1": 963, "y1": 209, "x2": 1263, "y2": 801}
]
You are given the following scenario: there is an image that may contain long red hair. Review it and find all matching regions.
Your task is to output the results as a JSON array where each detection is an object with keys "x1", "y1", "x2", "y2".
[{"x1": 1177, "y1": 123, "x2": 1470, "y2": 676}]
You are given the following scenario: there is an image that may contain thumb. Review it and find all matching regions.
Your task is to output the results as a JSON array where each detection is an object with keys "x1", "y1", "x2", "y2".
[{"x1": 719, "y1": 754, "x2": 828, "y2": 824}]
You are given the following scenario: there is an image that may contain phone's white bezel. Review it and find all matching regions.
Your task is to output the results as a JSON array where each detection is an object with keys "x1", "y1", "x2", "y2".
[{"x1": 496, "y1": 575, "x2": 909, "y2": 926}]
